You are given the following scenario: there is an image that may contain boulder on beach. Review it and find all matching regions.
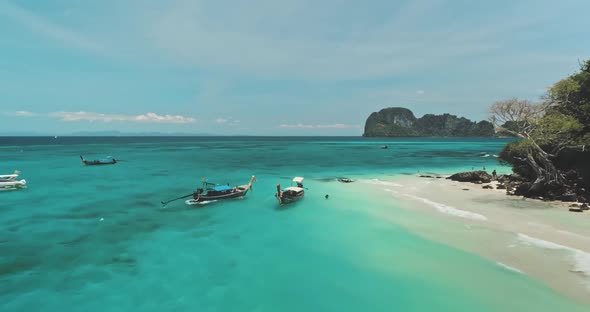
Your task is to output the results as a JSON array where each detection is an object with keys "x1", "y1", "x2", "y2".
[{"x1": 447, "y1": 171, "x2": 492, "y2": 183}]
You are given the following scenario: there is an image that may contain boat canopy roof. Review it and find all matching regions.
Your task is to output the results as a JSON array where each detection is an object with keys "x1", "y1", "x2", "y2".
[
  {"x1": 212, "y1": 185, "x2": 232, "y2": 192},
  {"x1": 284, "y1": 186, "x2": 304, "y2": 192},
  {"x1": 292, "y1": 177, "x2": 304, "y2": 183}
]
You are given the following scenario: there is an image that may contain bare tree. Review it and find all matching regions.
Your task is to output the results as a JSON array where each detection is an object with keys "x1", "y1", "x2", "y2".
[{"x1": 489, "y1": 98, "x2": 564, "y2": 193}]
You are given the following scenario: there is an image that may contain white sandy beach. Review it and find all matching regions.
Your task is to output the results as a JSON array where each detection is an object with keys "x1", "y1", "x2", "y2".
[{"x1": 357, "y1": 175, "x2": 590, "y2": 305}]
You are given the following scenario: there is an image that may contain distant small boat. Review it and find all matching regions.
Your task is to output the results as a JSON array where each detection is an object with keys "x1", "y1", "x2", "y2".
[
  {"x1": 0, "y1": 170, "x2": 20, "y2": 182},
  {"x1": 276, "y1": 177, "x2": 305, "y2": 205},
  {"x1": 380, "y1": 145, "x2": 388, "y2": 149},
  {"x1": 337, "y1": 177, "x2": 354, "y2": 183},
  {"x1": 80, "y1": 155, "x2": 117, "y2": 166},
  {"x1": 0, "y1": 179, "x2": 26, "y2": 191}
]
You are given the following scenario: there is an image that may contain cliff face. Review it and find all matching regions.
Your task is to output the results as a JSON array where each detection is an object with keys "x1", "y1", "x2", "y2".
[
  {"x1": 363, "y1": 108, "x2": 418, "y2": 137},
  {"x1": 363, "y1": 107, "x2": 494, "y2": 137}
]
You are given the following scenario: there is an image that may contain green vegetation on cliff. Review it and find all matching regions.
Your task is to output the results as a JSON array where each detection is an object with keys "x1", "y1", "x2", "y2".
[{"x1": 363, "y1": 108, "x2": 494, "y2": 137}]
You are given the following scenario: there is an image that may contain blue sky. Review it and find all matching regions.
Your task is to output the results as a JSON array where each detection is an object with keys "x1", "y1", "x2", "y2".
[{"x1": 1, "y1": 0, "x2": 588, "y2": 135}]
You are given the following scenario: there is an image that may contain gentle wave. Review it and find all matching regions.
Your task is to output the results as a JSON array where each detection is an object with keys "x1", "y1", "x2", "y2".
[
  {"x1": 361, "y1": 179, "x2": 487, "y2": 221},
  {"x1": 496, "y1": 262, "x2": 524, "y2": 274},
  {"x1": 517, "y1": 233, "x2": 590, "y2": 288},
  {"x1": 360, "y1": 179, "x2": 404, "y2": 187},
  {"x1": 402, "y1": 194, "x2": 488, "y2": 221}
]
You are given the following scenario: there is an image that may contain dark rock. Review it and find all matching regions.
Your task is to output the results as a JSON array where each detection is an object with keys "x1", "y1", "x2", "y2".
[
  {"x1": 557, "y1": 193, "x2": 578, "y2": 202},
  {"x1": 419, "y1": 175, "x2": 434, "y2": 178},
  {"x1": 497, "y1": 184, "x2": 507, "y2": 190},
  {"x1": 515, "y1": 182, "x2": 532, "y2": 196},
  {"x1": 482, "y1": 185, "x2": 493, "y2": 189},
  {"x1": 569, "y1": 208, "x2": 584, "y2": 213},
  {"x1": 581, "y1": 204, "x2": 589, "y2": 210},
  {"x1": 447, "y1": 171, "x2": 492, "y2": 183},
  {"x1": 462, "y1": 189, "x2": 470, "y2": 191}
]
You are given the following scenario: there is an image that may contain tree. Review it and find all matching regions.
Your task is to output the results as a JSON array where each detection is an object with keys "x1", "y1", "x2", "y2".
[{"x1": 489, "y1": 98, "x2": 577, "y2": 193}]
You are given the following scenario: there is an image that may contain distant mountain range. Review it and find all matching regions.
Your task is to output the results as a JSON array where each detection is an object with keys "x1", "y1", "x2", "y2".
[
  {"x1": 0, "y1": 131, "x2": 218, "y2": 136},
  {"x1": 363, "y1": 107, "x2": 495, "y2": 137}
]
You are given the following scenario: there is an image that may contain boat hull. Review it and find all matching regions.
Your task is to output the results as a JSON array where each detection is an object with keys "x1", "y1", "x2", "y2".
[
  {"x1": 0, "y1": 179, "x2": 27, "y2": 191},
  {"x1": 83, "y1": 160, "x2": 117, "y2": 166},
  {"x1": 278, "y1": 192, "x2": 304, "y2": 204},
  {"x1": 0, "y1": 174, "x2": 18, "y2": 182},
  {"x1": 186, "y1": 186, "x2": 250, "y2": 204}
]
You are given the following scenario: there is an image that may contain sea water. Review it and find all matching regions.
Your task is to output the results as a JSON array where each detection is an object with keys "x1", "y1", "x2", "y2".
[{"x1": 0, "y1": 136, "x2": 587, "y2": 311}]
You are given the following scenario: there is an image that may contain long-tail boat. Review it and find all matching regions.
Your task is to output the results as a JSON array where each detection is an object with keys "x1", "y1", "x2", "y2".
[
  {"x1": 0, "y1": 179, "x2": 26, "y2": 191},
  {"x1": 161, "y1": 176, "x2": 257, "y2": 206},
  {"x1": 0, "y1": 170, "x2": 20, "y2": 182},
  {"x1": 80, "y1": 155, "x2": 117, "y2": 165},
  {"x1": 276, "y1": 177, "x2": 305, "y2": 205}
]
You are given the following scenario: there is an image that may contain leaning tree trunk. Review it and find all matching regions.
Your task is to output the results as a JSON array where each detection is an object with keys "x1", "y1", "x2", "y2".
[{"x1": 524, "y1": 141, "x2": 565, "y2": 194}]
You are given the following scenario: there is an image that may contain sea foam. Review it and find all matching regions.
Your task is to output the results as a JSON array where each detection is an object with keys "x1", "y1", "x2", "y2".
[
  {"x1": 361, "y1": 179, "x2": 487, "y2": 221},
  {"x1": 518, "y1": 233, "x2": 590, "y2": 289},
  {"x1": 496, "y1": 262, "x2": 524, "y2": 274},
  {"x1": 402, "y1": 194, "x2": 488, "y2": 221}
]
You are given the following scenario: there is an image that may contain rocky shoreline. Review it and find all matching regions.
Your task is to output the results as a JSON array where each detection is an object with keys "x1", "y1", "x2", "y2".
[{"x1": 419, "y1": 171, "x2": 590, "y2": 213}]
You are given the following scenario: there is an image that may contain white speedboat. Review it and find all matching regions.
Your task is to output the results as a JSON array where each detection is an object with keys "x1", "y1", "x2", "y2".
[
  {"x1": 0, "y1": 179, "x2": 27, "y2": 191},
  {"x1": 0, "y1": 170, "x2": 20, "y2": 182}
]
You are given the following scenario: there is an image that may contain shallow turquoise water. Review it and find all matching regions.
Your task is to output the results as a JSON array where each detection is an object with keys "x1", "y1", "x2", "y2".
[{"x1": 0, "y1": 137, "x2": 586, "y2": 311}]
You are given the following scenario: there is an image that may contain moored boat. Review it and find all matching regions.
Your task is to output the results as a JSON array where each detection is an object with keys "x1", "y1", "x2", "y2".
[
  {"x1": 186, "y1": 176, "x2": 256, "y2": 205},
  {"x1": 0, "y1": 179, "x2": 27, "y2": 191},
  {"x1": 0, "y1": 170, "x2": 20, "y2": 182},
  {"x1": 80, "y1": 155, "x2": 117, "y2": 165},
  {"x1": 276, "y1": 177, "x2": 305, "y2": 204}
]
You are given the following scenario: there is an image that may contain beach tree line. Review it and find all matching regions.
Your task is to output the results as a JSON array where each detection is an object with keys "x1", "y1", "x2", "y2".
[{"x1": 489, "y1": 60, "x2": 590, "y2": 197}]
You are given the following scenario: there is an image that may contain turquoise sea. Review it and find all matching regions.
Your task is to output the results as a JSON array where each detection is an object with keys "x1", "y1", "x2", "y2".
[{"x1": 1, "y1": 137, "x2": 587, "y2": 311}]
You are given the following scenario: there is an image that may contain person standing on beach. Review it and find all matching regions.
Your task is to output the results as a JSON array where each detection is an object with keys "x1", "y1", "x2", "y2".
[{"x1": 492, "y1": 169, "x2": 497, "y2": 180}]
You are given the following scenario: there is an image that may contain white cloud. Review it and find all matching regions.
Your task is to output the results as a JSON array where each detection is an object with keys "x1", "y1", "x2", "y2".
[
  {"x1": 279, "y1": 123, "x2": 359, "y2": 129},
  {"x1": 6, "y1": 111, "x2": 36, "y2": 117},
  {"x1": 215, "y1": 117, "x2": 240, "y2": 125},
  {"x1": 50, "y1": 111, "x2": 195, "y2": 124}
]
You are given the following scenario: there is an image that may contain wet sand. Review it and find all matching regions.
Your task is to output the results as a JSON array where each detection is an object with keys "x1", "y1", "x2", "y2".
[{"x1": 357, "y1": 175, "x2": 590, "y2": 305}]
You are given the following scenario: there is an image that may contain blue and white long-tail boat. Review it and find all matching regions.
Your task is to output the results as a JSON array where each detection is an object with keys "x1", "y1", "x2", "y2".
[
  {"x1": 161, "y1": 176, "x2": 257, "y2": 206},
  {"x1": 185, "y1": 176, "x2": 257, "y2": 205}
]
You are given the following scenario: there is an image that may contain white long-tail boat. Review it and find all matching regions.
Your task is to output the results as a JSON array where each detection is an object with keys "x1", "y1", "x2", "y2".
[{"x1": 0, "y1": 170, "x2": 20, "y2": 182}]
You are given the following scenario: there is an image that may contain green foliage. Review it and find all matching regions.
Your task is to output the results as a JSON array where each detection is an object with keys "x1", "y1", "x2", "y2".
[
  {"x1": 549, "y1": 60, "x2": 590, "y2": 128},
  {"x1": 530, "y1": 113, "x2": 583, "y2": 148},
  {"x1": 413, "y1": 114, "x2": 494, "y2": 136}
]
